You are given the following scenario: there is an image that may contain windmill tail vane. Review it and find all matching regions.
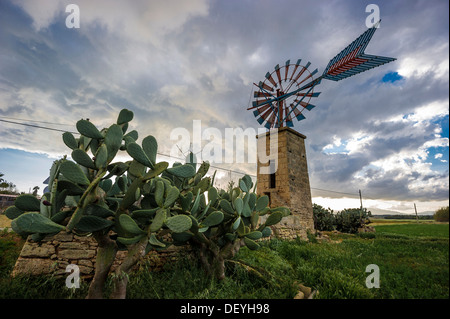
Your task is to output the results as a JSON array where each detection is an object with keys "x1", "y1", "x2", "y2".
[
  {"x1": 322, "y1": 20, "x2": 396, "y2": 82},
  {"x1": 248, "y1": 20, "x2": 396, "y2": 129}
]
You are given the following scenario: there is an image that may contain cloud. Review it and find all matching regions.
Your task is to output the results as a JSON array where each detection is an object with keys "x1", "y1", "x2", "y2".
[
  {"x1": 12, "y1": 0, "x2": 209, "y2": 42},
  {"x1": 0, "y1": 0, "x2": 448, "y2": 204}
]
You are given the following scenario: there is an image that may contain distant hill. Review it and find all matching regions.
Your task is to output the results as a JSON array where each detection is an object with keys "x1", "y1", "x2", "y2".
[{"x1": 367, "y1": 207, "x2": 434, "y2": 216}]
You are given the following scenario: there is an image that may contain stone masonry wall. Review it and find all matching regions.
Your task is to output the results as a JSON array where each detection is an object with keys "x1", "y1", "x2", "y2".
[
  {"x1": 12, "y1": 232, "x2": 186, "y2": 279},
  {"x1": 256, "y1": 127, "x2": 315, "y2": 240}
]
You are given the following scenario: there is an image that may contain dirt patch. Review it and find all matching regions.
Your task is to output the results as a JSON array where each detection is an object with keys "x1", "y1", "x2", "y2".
[{"x1": 0, "y1": 214, "x2": 11, "y2": 229}]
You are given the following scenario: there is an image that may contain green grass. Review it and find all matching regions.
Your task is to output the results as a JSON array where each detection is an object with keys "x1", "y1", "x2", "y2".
[
  {"x1": 374, "y1": 223, "x2": 449, "y2": 238},
  {"x1": 275, "y1": 236, "x2": 448, "y2": 298},
  {"x1": 0, "y1": 223, "x2": 448, "y2": 299},
  {"x1": 369, "y1": 218, "x2": 433, "y2": 226},
  {"x1": 0, "y1": 229, "x2": 24, "y2": 278}
]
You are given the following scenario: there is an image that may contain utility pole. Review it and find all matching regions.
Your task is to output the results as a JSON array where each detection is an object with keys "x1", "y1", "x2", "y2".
[
  {"x1": 359, "y1": 189, "x2": 363, "y2": 220},
  {"x1": 414, "y1": 203, "x2": 419, "y2": 223}
]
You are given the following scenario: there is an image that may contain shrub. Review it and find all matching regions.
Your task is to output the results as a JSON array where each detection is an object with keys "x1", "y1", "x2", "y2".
[
  {"x1": 313, "y1": 204, "x2": 335, "y2": 231},
  {"x1": 313, "y1": 204, "x2": 372, "y2": 234},
  {"x1": 334, "y1": 208, "x2": 371, "y2": 234},
  {"x1": 434, "y1": 206, "x2": 449, "y2": 222}
]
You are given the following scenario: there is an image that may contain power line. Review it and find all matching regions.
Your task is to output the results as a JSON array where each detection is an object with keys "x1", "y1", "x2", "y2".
[
  {"x1": 1, "y1": 118, "x2": 255, "y2": 178},
  {"x1": 0, "y1": 117, "x2": 393, "y2": 200},
  {"x1": 310, "y1": 187, "x2": 359, "y2": 197},
  {"x1": 0, "y1": 116, "x2": 72, "y2": 126},
  {"x1": 0, "y1": 118, "x2": 77, "y2": 134},
  {"x1": 156, "y1": 152, "x2": 254, "y2": 177}
]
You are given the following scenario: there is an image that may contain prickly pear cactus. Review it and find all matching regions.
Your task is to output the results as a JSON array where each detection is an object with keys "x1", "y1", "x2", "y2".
[
  {"x1": 159, "y1": 154, "x2": 291, "y2": 279},
  {"x1": 6, "y1": 107, "x2": 290, "y2": 295},
  {"x1": 6, "y1": 109, "x2": 193, "y2": 298}
]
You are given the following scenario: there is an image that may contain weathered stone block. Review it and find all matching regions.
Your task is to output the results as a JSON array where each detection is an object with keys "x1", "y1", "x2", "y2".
[
  {"x1": 20, "y1": 243, "x2": 55, "y2": 258},
  {"x1": 52, "y1": 232, "x2": 74, "y2": 242},
  {"x1": 59, "y1": 241, "x2": 89, "y2": 250},
  {"x1": 59, "y1": 249, "x2": 96, "y2": 260},
  {"x1": 12, "y1": 257, "x2": 56, "y2": 276}
]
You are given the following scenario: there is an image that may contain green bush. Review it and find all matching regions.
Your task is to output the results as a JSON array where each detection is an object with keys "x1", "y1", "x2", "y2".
[
  {"x1": 434, "y1": 206, "x2": 449, "y2": 222},
  {"x1": 313, "y1": 204, "x2": 335, "y2": 231},
  {"x1": 335, "y1": 208, "x2": 371, "y2": 234},
  {"x1": 313, "y1": 204, "x2": 371, "y2": 234}
]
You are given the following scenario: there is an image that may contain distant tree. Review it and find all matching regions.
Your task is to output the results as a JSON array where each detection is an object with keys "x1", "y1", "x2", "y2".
[
  {"x1": 434, "y1": 206, "x2": 449, "y2": 222},
  {"x1": 32, "y1": 186, "x2": 40, "y2": 196},
  {"x1": 0, "y1": 173, "x2": 18, "y2": 194},
  {"x1": 226, "y1": 180, "x2": 236, "y2": 193}
]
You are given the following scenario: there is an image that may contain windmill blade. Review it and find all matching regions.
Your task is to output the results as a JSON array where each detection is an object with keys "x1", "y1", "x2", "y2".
[
  {"x1": 265, "y1": 72, "x2": 278, "y2": 88},
  {"x1": 295, "y1": 92, "x2": 321, "y2": 98},
  {"x1": 289, "y1": 59, "x2": 302, "y2": 81},
  {"x1": 275, "y1": 64, "x2": 282, "y2": 85},
  {"x1": 252, "y1": 99, "x2": 271, "y2": 108},
  {"x1": 297, "y1": 68, "x2": 318, "y2": 86},
  {"x1": 284, "y1": 60, "x2": 290, "y2": 81},
  {"x1": 265, "y1": 111, "x2": 277, "y2": 129},
  {"x1": 253, "y1": 91, "x2": 274, "y2": 98},
  {"x1": 248, "y1": 83, "x2": 275, "y2": 110},
  {"x1": 256, "y1": 105, "x2": 274, "y2": 126},
  {"x1": 322, "y1": 20, "x2": 396, "y2": 81},
  {"x1": 282, "y1": 81, "x2": 318, "y2": 123},
  {"x1": 284, "y1": 105, "x2": 294, "y2": 127},
  {"x1": 289, "y1": 103, "x2": 306, "y2": 121},
  {"x1": 256, "y1": 116, "x2": 265, "y2": 125},
  {"x1": 258, "y1": 81, "x2": 274, "y2": 92},
  {"x1": 259, "y1": 105, "x2": 275, "y2": 121},
  {"x1": 253, "y1": 104, "x2": 271, "y2": 117},
  {"x1": 293, "y1": 61, "x2": 311, "y2": 83},
  {"x1": 294, "y1": 100, "x2": 316, "y2": 111}
]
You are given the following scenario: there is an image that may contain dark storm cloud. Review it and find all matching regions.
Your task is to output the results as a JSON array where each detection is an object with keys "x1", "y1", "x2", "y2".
[{"x1": 0, "y1": 0, "x2": 448, "y2": 203}]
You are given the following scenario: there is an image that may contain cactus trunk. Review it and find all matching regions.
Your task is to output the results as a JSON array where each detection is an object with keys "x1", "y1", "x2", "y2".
[
  {"x1": 109, "y1": 236, "x2": 148, "y2": 299},
  {"x1": 87, "y1": 233, "x2": 118, "y2": 299},
  {"x1": 193, "y1": 237, "x2": 244, "y2": 280}
]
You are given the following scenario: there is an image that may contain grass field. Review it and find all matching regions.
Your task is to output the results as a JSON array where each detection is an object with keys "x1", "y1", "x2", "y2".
[
  {"x1": 0, "y1": 221, "x2": 448, "y2": 299},
  {"x1": 374, "y1": 223, "x2": 449, "y2": 238}
]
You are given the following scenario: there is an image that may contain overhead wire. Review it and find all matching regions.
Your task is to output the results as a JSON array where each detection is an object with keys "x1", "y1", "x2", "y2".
[
  {"x1": 0, "y1": 116, "x2": 71, "y2": 126},
  {"x1": 0, "y1": 116, "x2": 255, "y2": 178},
  {"x1": 0, "y1": 118, "x2": 77, "y2": 134},
  {"x1": 0, "y1": 116, "x2": 391, "y2": 200}
]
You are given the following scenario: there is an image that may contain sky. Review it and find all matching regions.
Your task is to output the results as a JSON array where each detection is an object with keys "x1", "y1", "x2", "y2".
[{"x1": 0, "y1": 0, "x2": 448, "y2": 214}]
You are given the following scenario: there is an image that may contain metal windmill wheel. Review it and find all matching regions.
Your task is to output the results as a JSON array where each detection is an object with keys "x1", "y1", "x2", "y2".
[
  {"x1": 247, "y1": 20, "x2": 396, "y2": 130},
  {"x1": 248, "y1": 59, "x2": 321, "y2": 129}
]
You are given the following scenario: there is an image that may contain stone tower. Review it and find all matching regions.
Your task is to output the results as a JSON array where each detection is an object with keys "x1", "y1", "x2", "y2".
[{"x1": 256, "y1": 127, "x2": 314, "y2": 239}]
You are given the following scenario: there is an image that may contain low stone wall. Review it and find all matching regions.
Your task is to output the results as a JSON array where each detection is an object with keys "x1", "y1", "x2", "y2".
[
  {"x1": 261, "y1": 214, "x2": 310, "y2": 241},
  {"x1": 12, "y1": 232, "x2": 186, "y2": 279},
  {"x1": 12, "y1": 217, "x2": 309, "y2": 278}
]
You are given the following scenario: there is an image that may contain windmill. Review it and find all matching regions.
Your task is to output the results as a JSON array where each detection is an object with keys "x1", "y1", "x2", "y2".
[
  {"x1": 248, "y1": 21, "x2": 396, "y2": 129},
  {"x1": 252, "y1": 21, "x2": 396, "y2": 240}
]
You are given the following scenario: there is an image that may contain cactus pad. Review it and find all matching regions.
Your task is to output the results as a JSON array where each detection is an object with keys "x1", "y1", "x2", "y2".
[{"x1": 165, "y1": 215, "x2": 192, "y2": 233}]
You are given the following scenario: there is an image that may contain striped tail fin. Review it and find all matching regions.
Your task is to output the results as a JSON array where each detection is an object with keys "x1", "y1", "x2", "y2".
[{"x1": 322, "y1": 20, "x2": 396, "y2": 81}]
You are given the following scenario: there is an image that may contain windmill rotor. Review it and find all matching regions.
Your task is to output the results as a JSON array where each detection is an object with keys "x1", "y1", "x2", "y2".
[
  {"x1": 248, "y1": 60, "x2": 321, "y2": 129},
  {"x1": 247, "y1": 21, "x2": 396, "y2": 130}
]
